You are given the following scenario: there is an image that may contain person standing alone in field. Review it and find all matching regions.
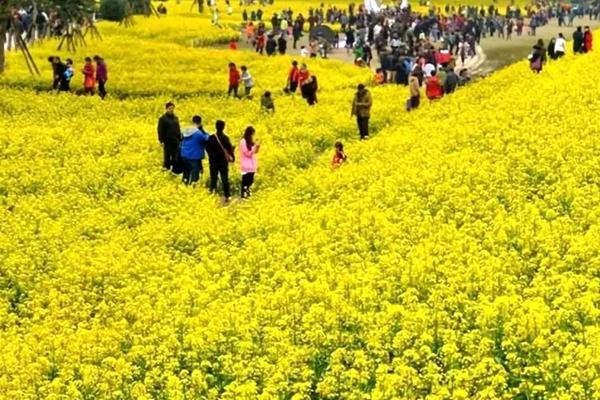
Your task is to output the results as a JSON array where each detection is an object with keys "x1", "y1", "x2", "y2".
[
  {"x1": 94, "y1": 55, "x2": 108, "y2": 99},
  {"x1": 157, "y1": 102, "x2": 182, "y2": 172},
  {"x1": 228, "y1": 63, "x2": 241, "y2": 98},
  {"x1": 206, "y1": 120, "x2": 235, "y2": 203},
  {"x1": 239, "y1": 126, "x2": 260, "y2": 198},
  {"x1": 331, "y1": 141, "x2": 347, "y2": 168},
  {"x1": 351, "y1": 84, "x2": 372, "y2": 140},
  {"x1": 180, "y1": 115, "x2": 210, "y2": 186}
]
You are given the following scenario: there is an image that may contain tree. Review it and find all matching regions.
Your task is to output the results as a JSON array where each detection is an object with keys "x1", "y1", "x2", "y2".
[
  {"x1": 0, "y1": 0, "x2": 95, "y2": 73},
  {"x1": 0, "y1": 0, "x2": 39, "y2": 74}
]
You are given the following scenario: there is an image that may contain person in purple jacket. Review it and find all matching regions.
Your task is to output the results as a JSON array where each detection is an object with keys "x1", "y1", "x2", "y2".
[
  {"x1": 180, "y1": 115, "x2": 210, "y2": 186},
  {"x1": 93, "y1": 55, "x2": 108, "y2": 99}
]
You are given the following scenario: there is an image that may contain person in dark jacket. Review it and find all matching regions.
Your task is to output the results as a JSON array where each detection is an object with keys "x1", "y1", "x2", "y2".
[
  {"x1": 266, "y1": 35, "x2": 277, "y2": 55},
  {"x1": 157, "y1": 102, "x2": 182, "y2": 171},
  {"x1": 444, "y1": 68, "x2": 459, "y2": 94},
  {"x1": 48, "y1": 56, "x2": 63, "y2": 90},
  {"x1": 277, "y1": 34, "x2": 287, "y2": 55},
  {"x1": 573, "y1": 26, "x2": 584, "y2": 53},
  {"x1": 93, "y1": 55, "x2": 108, "y2": 99},
  {"x1": 205, "y1": 120, "x2": 235, "y2": 202},
  {"x1": 529, "y1": 39, "x2": 546, "y2": 73},
  {"x1": 292, "y1": 21, "x2": 302, "y2": 49},
  {"x1": 180, "y1": 115, "x2": 210, "y2": 185}
]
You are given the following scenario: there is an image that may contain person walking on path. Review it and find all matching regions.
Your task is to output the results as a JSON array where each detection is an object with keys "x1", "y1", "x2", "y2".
[
  {"x1": 239, "y1": 126, "x2": 260, "y2": 198},
  {"x1": 554, "y1": 33, "x2": 566, "y2": 58},
  {"x1": 292, "y1": 20, "x2": 302, "y2": 49},
  {"x1": 351, "y1": 84, "x2": 372, "y2": 140},
  {"x1": 82, "y1": 57, "x2": 96, "y2": 95},
  {"x1": 206, "y1": 120, "x2": 235, "y2": 203},
  {"x1": 529, "y1": 39, "x2": 546, "y2": 73},
  {"x1": 180, "y1": 115, "x2": 210, "y2": 186},
  {"x1": 94, "y1": 55, "x2": 108, "y2": 99},
  {"x1": 584, "y1": 26, "x2": 593, "y2": 52},
  {"x1": 573, "y1": 27, "x2": 584, "y2": 53},
  {"x1": 157, "y1": 102, "x2": 182, "y2": 171},
  {"x1": 228, "y1": 63, "x2": 241, "y2": 98}
]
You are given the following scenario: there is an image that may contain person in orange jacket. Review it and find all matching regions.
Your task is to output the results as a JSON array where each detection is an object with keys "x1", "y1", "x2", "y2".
[
  {"x1": 82, "y1": 57, "x2": 96, "y2": 95},
  {"x1": 373, "y1": 68, "x2": 385, "y2": 85},
  {"x1": 425, "y1": 70, "x2": 443, "y2": 100}
]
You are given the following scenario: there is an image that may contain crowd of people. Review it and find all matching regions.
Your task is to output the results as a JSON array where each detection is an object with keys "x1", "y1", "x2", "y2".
[
  {"x1": 47, "y1": 55, "x2": 108, "y2": 98},
  {"x1": 157, "y1": 99, "x2": 349, "y2": 203},
  {"x1": 236, "y1": 0, "x2": 597, "y2": 82},
  {"x1": 5, "y1": 6, "x2": 77, "y2": 43},
  {"x1": 226, "y1": 60, "x2": 319, "y2": 106}
]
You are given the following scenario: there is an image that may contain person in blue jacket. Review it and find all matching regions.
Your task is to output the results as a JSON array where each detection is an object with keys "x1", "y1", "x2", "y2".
[{"x1": 180, "y1": 115, "x2": 210, "y2": 186}]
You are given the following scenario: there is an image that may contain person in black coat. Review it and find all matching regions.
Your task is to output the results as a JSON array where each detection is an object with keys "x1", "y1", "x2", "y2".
[
  {"x1": 157, "y1": 102, "x2": 182, "y2": 171},
  {"x1": 205, "y1": 120, "x2": 235, "y2": 201},
  {"x1": 266, "y1": 35, "x2": 277, "y2": 55},
  {"x1": 573, "y1": 26, "x2": 584, "y2": 53},
  {"x1": 277, "y1": 34, "x2": 287, "y2": 54},
  {"x1": 292, "y1": 21, "x2": 302, "y2": 49},
  {"x1": 444, "y1": 68, "x2": 459, "y2": 94}
]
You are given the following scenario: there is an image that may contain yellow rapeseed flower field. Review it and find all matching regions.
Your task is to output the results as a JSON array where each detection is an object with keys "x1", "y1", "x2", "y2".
[{"x1": 0, "y1": 4, "x2": 599, "y2": 399}]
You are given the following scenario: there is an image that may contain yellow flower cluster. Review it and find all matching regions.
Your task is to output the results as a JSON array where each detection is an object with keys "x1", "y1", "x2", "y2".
[
  {"x1": 0, "y1": 7, "x2": 599, "y2": 399},
  {"x1": 1, "y1": 30, "x2": 369, "y2": 97}
]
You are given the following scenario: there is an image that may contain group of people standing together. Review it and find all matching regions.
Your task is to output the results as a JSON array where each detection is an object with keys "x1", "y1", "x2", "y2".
[
  {"x1": 47, "y1": 55, "x2": 108, "y2": 98},
  {"x1": 529, "y1": 26, "x2": 593, "y2": 73},
  {"x1": 227, "y1": 60, "x2": 318, "y2": 106},
  {"x1": 157, "y1": 102, "x2": 260, "y2": 203}
]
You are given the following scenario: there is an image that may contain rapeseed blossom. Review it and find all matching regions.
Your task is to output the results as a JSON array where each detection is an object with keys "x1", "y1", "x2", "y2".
[{"x1": 0, "y1": 7, "x2": 599, "y2": 399}]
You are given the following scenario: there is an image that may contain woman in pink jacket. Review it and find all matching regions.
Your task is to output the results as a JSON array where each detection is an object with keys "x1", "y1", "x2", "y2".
[{"x1": 239, "y1": 126, "x2": 260, "y2": 198}]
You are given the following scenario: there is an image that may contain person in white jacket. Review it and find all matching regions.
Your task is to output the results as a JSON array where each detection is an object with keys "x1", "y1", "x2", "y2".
[
  {"x1": 240, "y1": 66, "x2": 254, "y2": 97},
  {"x1": 554, "y1": 33, "x2": 567, "y2": 58}
]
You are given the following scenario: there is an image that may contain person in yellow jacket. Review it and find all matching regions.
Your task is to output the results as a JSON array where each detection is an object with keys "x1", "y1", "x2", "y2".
[
  {"x1": 351, "y1": 84, "x2": 373, "y2": 140},
  {"x1": 407, "y1": 70, "x2": 421, "y2": 111}
]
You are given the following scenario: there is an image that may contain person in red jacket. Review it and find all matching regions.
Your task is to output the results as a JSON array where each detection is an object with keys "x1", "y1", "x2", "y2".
[
  {"x1": 584, "y1": 26, "x2": 593, "y2": 53},
  {"x1": 425, "y1": 70, "x2": 443, "y2": 100},
  {"x1": 228, "y1": 62, "x2": 241, "y2": 98},
  {"x1": 297, "y1": 63, "x2": 310, "y2": 87},
  {"x1": 287, "y1": 60, "x2": 300, "y2": 93}
]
